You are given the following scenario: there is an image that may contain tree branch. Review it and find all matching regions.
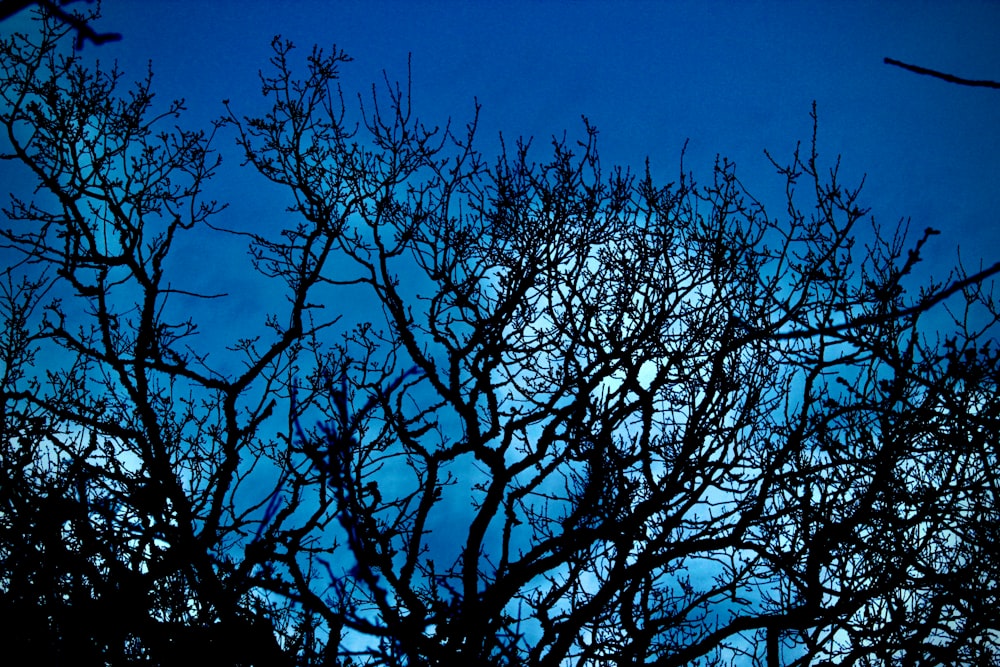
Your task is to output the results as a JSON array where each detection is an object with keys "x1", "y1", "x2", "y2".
[{"x1": 884, "y1": 57, "x2": 1000, "y2": 89}]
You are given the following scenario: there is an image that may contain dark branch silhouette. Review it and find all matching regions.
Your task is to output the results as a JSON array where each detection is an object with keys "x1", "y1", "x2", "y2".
[{"x1": 884, "y1": 56, "x2": 1000, "y2": 89}]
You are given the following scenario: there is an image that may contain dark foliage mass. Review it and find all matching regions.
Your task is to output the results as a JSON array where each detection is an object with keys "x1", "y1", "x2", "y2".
[{"x1": 2, "y1": 8, "x2": 999, "y2": 667}]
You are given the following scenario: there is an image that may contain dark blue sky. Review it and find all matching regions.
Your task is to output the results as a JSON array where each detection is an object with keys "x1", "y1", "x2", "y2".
[
  {"x1": 90, "y1": 2, "x2": 1000, "y2": 269},
  {"x1": 4, "y1": 1, "x2": 1000, "y2": 323}
]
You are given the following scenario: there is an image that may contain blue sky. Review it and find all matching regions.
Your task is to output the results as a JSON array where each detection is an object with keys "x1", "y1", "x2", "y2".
[
  {"x1": 80, "y1": 1, "x2": 999, "y2": 258},
  {"x1": 2, "y1": 0, "x2": 998, "y2": 391},
  {"x1": 6, "y1": 1, "x2": 1000, "y2": 278}
]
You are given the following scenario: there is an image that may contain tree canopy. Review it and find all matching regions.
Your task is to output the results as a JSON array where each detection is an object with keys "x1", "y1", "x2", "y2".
[{"x1": 1, "y1": 9, "x2": 999, "y2": 666}]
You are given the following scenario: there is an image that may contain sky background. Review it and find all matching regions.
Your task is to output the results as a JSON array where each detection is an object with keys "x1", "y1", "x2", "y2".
[
  {"x1": 88, "y1": 0, "x2": 1000, "y2": 248},
  {"x1": 3, "y1": 0, "x2": 1000, "y2": 366},
  {"x1": 5, "y1": 1, "x2": 1000, "y2": 289}
]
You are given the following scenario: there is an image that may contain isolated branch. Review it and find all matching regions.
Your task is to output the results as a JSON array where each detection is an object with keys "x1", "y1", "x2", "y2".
[{"x1": 884, "y1": 56, "x2": 1000, "y2": 89}]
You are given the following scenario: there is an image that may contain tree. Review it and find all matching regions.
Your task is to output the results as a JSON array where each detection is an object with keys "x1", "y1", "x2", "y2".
[{"x1": 2, "y1": 11, "x2": 999, "y2": 666}]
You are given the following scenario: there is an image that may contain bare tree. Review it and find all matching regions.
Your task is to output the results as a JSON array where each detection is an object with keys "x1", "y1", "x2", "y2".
[{"x1": 2, "y1": 12, "x2": 999, "y2": 666}]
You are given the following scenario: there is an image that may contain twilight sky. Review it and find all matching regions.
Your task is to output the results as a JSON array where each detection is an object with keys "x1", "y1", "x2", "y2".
[
  {"x1": 91, "y1": 2, "x2": 1000, "y2": 228},
  {"x1": 3, "y1": 1, "x2": 1000, "y2": 329}
]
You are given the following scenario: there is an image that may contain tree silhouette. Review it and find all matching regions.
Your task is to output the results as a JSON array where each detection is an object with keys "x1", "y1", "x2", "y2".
[{"x1": 2, "y1": 12, "x2": 999, "y2": 666}]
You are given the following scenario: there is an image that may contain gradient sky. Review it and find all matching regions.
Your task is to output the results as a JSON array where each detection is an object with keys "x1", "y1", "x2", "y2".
[
  {"x1": 2, "y1": 0, "x2": 999, "y2": 384},
  {"x1": 6, "y1": 1, "x2": 1000, "y2": 278},
  {"x1": 98, "y1": 1, "x2": 1000, "y2": 239},
  {"x1": 1, "y1": 0, "x2": 998, "y2": 375}
]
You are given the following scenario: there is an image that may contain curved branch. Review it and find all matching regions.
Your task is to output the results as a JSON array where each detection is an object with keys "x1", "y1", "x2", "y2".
[{"x1": 884, "y1": 57, "x2": 1000, "y2": 89}]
